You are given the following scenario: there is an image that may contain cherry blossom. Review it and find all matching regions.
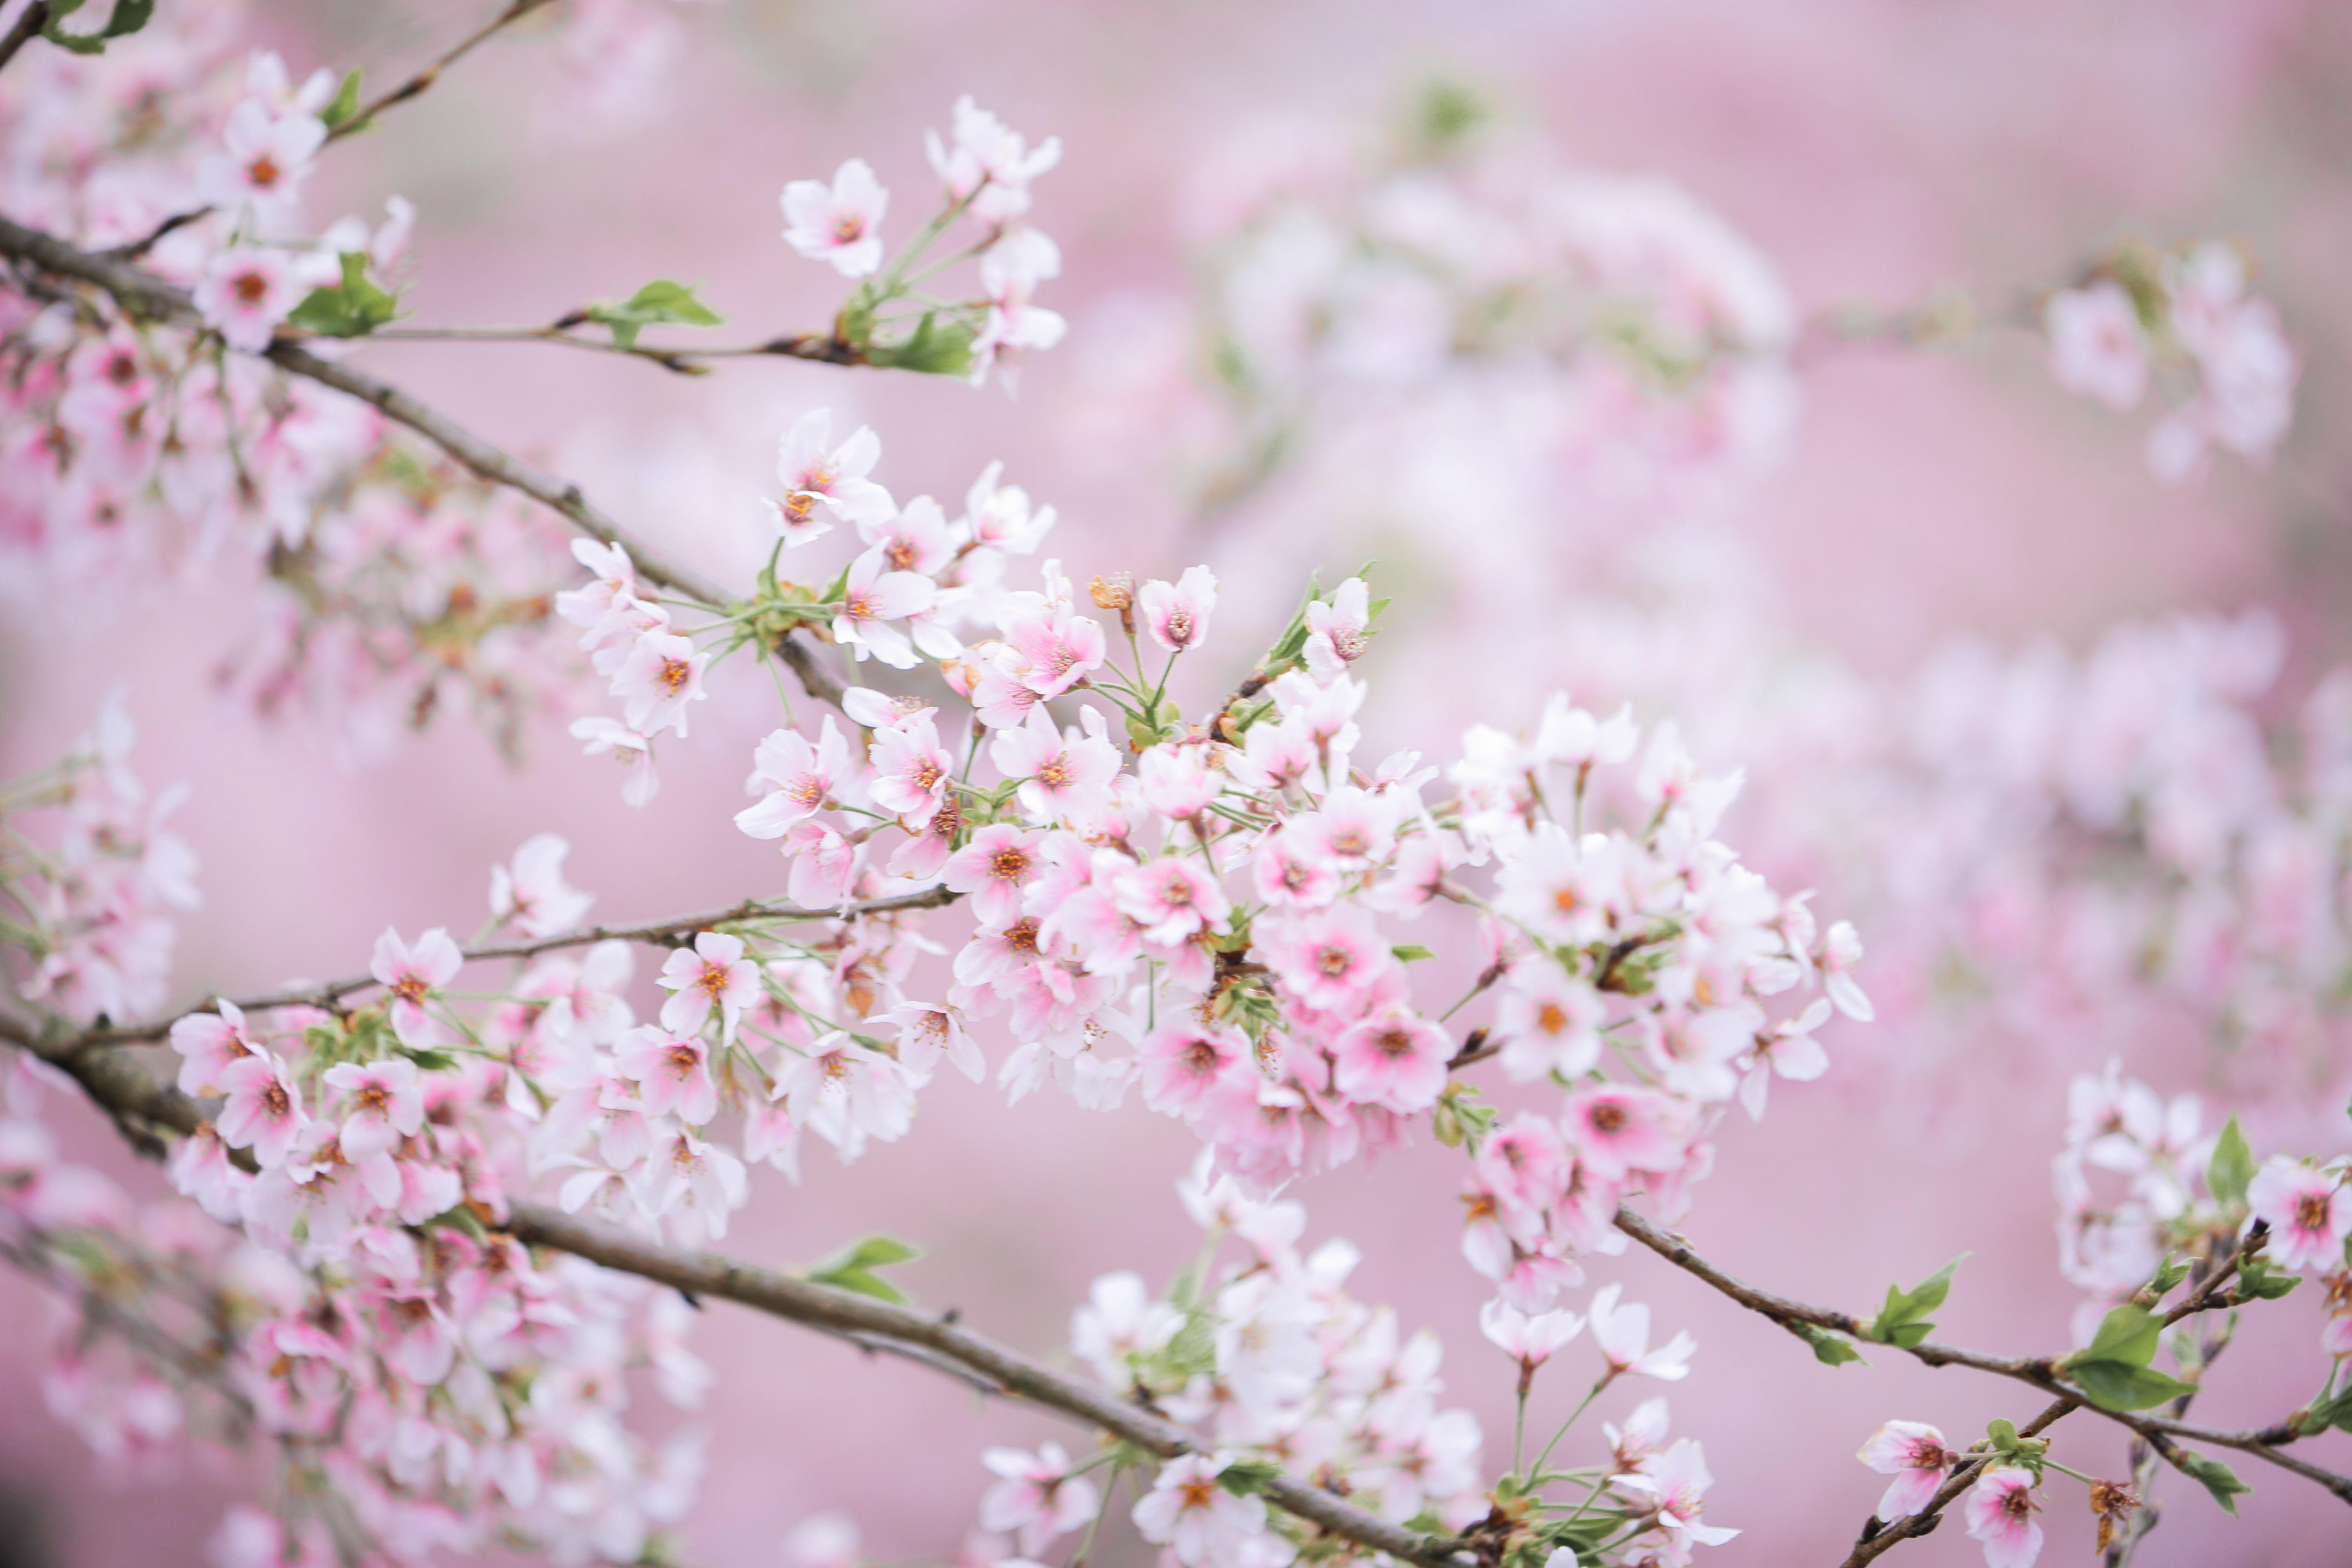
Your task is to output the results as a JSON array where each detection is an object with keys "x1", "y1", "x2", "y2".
[
  {"x1": 2247, "y1": 1156, "x2": 2349, "y2": 1274},
  {"x1": 781, "y1": 158, "x2": 889, "y2": 278},
  {"x1": 1963, "y1": 1467, "x2": 2045, "y2": 1568},
  {"x1": 369, "y1": 927, "x2": 462, "y2": 1046},
  {"x1": 1856, "y1": 1419, "x2": 1955, "y2": 1521}
]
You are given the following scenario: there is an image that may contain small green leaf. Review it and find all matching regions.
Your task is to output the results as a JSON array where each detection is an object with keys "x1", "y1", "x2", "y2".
[
  {"x1": 1215, "y1": 1457, "x2": 1282, "y2": 1496},
  {"x1": 1794, "y1": 1322, "x2": 1865, "y2": 1366},
  {"x1": 1864, "y1": 1253, "x2": 1968, "y2": 1346},
  {"x1": 868, "y1": 311, "x2": 976, "y2": 377},
  {"x1": 2236, "y1": 1253, "x2": 2301, "y2": 1301},
  {"x1": 806, "y1": 1233, "x2": 922, "y2": 1304},
  {"x1": 2082, "y1": 1304, "x2": 2163, "y2": 1369},
  {"x1": 2145, "y1": 1253, "x2": 2192, "y2": 1297},
  {"x1": 1391, "y1": 944, "x2": 1436, "y2": 963},
  {"x1": 585, "y1": 279, "x2": 723, "y2": 350},
  {"x1": 2207, "y1": 1117, "x2": 2254, "y2": 1207},
  {"x1": 2071, "y1": 1360, "x2": 2199, "y2": 1412},
  {"x1": 2170, "y1": 1448, "x2": 2250, "y2": 1515},
  {"x1": 286, "y1": 253, "x2": 401, "y2": 339},
  {"x1": 322, "y1": 70, "x2": 365, "y2": 132},
  {"x1": 1986, "y1": 1418, "x2": 2020, "y2": 1452},
  {"x1": 397, "y1": 1046, "x2": 460, "y2": 1073},
  {"x1": 39, "y1": 0, "x2": 149, "y2": 51}
]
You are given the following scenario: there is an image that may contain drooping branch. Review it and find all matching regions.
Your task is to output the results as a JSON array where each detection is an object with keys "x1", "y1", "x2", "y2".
[
  {"x1": 361, "y1": 324, "x2": 865, "y2": 375},
  {"x1": 66, "y1": 884, "x2": 959, "y2": 1050},
  {"x1": 0, "y1": 1015, "x2": 1475, "y2": 1568},
  {"x1": 0, "y1": 2, "x2": 52, "y2": 74},
  {"x1": 1610, "y1": 1206, "x2": 2352, "y2": 1506},
  {"x1": 0, "y1": 214, "x2": 851, "y2": 711}
]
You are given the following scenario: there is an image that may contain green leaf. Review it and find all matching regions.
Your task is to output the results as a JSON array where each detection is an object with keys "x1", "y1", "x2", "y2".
[
  {"x1": 806, "y1": 1233, "x2": 922, "y2": 1304},
  {"x1": 2207, "y1": 1117, "x2": 2255, "y2": 1206},
  {"x1": 2236, "y1": 1253, "x2": 2301, "y2": 1300},
  {"x1": 286, "y1": 253, "x2": 401, "y2": 339},
  {"x1": 2170, "y1": 1448, "x2": 2250, "y2": 1515},
  {"x1": 1794, "y1": 1322, "x2": 1865, "y2": 1366},
  {"x1": 2071, "y1": 1360, "x2": 2199, "y2": 1412},
  {"x1": 2082, "y1": 1304, "x2": 2162, "y2": 1368},
  {"x1": 39, "y1": 0, "x2": 150, "y2": 51},
  {"x1": 1863, "y1": 1253, "x2": 1968, "y2": 1347},
  {"x1": 1391, "y1": 944, "x2": 1436, "y2": 963},
  {"x1": 2145, "y1": 1253, "x2": 2192, "y2": 1297},
  {"x1": 585, "y1": 279, "x2": 723, "y2": 351},
  {"x1": 1986, "y1": 1418, "x2": 2020, "y2": 1452},
  {"x1": 322, "y1": 70, "x2": 365, "y2": 132},
  {"x1": 1215, "y1": 1457, "x2": 1282, "y2": 1497},
  {"x1": 868, "y1": 311, "x2": 975, "y2": 377},
  {"x1": 396, "y1": 1046, "x2": 459, "y2": 1073}
]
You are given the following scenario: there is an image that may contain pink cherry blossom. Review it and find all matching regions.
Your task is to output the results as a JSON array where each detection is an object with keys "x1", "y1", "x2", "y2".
[
  {"x1": 489, "y1": 832, "x2": 593, "y2": 938},
  {"x1": 1256, "y1": 905, "x2": 1395, "y2": 1013},
  {"x1": 213, "y1": 1055, "x2": 308, "y2": 1169},
  {"x1": 2247, "y1": 1156, "x2": 2349, "y2": 1273},
  {"x1": 868, "y1": 713, "x2": 955, "y2": 819},
  {"x1": 738, "y1": 717, "x2": 851, "y2": 840},
  {"x1": 1303, "y1": 576, "x2": 1372, "y2": 683},
  {"x1": 2044, "y1": 283, "x2": 2149, "y2": 412},
  {"x1": 570, "y1": 716, "x2": 660, "y2": 807},
  {"x1": 1560, "y1": 1084, "x2": 1692, "y2": 1181},
  {"x1": 942, "y1": 824, "x2": 1045, "y2": 928},
  {"x1": 772, "y1": 409, "x2": 894, "y2": 545},
  {"x1": 979, "y1": 1442, "x2": 1098, "y2": 1555},
  {"x1": 1589, "y1": 1283, "x2": 1695, "y2": 1381},
  {"x1": 1479, "y1": 1299, "x2": 1584, "y2": 1366},
  {"x1": 1002, "y1": 599, "x2": 1106, "y2": 699},
  {"x1": 1856, "y1": 1419, "x2": 1955, "y2": 1522},
  {"x1": 656, "y1": 933, "x2": 761, "y2": 1044},
  {"x1": 1139, "y1": 566, "x2": 1218, "y2": 653},
  {"x1": 1137, "y1": 1020, "x2": 1249, "y2": 1115},
  {"x1": 1113, "y1": 856, "x2": 1232, "y2": 947},
  {"x1": 371, "y1": 926, "x2": 462, "y2": 1046},
  {"x1": 989, "y1": 706, "x2": 1121, "y2": 823},
  {"x1": 927, "y1": 96, "x2": 1062, "y2": 221},
  {"x1": 781, "y1": 158, "x2": 889, "y2": 278},
  {"x1": 193, "y1": 246, "x2": 340, "y2": 354},
  {"x1": 199, "y1": 98, "x2": 328, "y2": 217},
  {"x1": 614, "y1": 1026, "x2": 719, "y2": 1125},
  {"x1": 170, "y1": 999, "x2": 260, "y2": 1095},
  {"x1": 613, "y1": 628, "x2": 710, "y2": 738},
  {"x1": 321, "y1": 1058, "x2": 425, "y2": 1163},
  {"x1": 1131, "y1": 1454, "x2": 1267, "y2": 1567},
  {"x1": 1330, "y1": 1005, "x2": 1451, "y2": 1113},
  {"x1": 1962, "y1": 1467, "x2": 2044, "y2": 1568},
  {"x1": 833, "y1": 545, "x2": 938, "y2": 668}
]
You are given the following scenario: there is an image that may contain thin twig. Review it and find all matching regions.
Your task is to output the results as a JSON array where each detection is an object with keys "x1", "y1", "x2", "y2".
[
  {"x1": 1610, "y1": 1207, "x2": 2352, "y2": 1506},
  {"x1": 0, "y1": 1, "x2": 51, "y2": 73},
  {"x1": 326, "y1": 0, "x2": 560, "y2": 145},
  {"x1": 69, "y1": 884, "x2": 959, "y2": 1048},
  {"x1": 362, "y1": 325, "x2": 864, "y2": 374}
]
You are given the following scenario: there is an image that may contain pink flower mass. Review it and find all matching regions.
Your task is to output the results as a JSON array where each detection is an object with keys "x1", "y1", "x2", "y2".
[{"x1": 0, "y1": 8, "x2": 2347, "y2": 1568}]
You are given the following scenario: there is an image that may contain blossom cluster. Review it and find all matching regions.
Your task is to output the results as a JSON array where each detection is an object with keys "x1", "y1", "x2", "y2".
[
  {"x1": 1176, "y1": 94, "x2": 1799, "y2": 517},
  {"x1": 0, "y1": 692, "x2": 197, "y2": 1025},
  {"x1": 2044, "y1": 239, "x2": 2299, "y2": 481},
  {"x1": 0, "y1": 16, "x2": 594, "y2": 757},
  {"x1": 780, "y1": 96, "x2": 1066, "y2": 383}
]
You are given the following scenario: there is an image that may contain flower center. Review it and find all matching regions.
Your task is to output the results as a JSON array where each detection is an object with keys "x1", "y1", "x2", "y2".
[
  {"x1": 1182, "y1": 1040, "x2": 1221, "y2": 1074},
  {"x1": 1375, "y1": 1027, "x2": 1414, "y2": 1058},
  {"x1": 1037, "y1": 754, "x2": 1073, "y2": 789},
  {"x1": 247, "y1": 154, "x2": 280, "y2": 189},
  {"x1": 1316, "y1": 945, "x2": 1351, "y2": 976},
  {"x1": 1552, "y1": 886, "x2": 1581, "y2": 914},
  {"x1": 1537, "y1": 1001, "x2": 1568, "y2": 1035},
  {"x1": 1004, "y1": 919, "x2": 1041, "y2": 957},
  {"x1": 232, "y1": 269, "x2": 269, "y2": 305},
  {"x1": 390, "y1": 974, "x2": 429, "y2": 1007},
  {"x1": 657, "y1": 656, "x2": 692, "y2": 696},
  {"x1": 832, "y1": 213, "x2": 864, "y2": 243},
  {"x1": 990, "y1": 847, "x2": 1030, "y2": 882},
  {"x1": 2296, "y1": 1192, "x2": 2332, "y2": 1232},
  {"x1": 1588, "y1": 1101, "x2": 1628, "y2": 1134}
]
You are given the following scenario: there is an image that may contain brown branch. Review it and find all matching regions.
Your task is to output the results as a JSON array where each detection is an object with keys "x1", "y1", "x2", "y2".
[
  {"x1": 326, "y1": 0, "x2": 560, "y2": 146},
  {"x1": 1610, "y1": 1207, "x2": 2352, "y2": 1509},
  {"x1": 3, "y1": 1017, "x2": 1472, "y2": 1568},
  {"x1": 0, "y1": 1, "x2": 51, "y2": 73},
  {"x1": 360, "y1": 325, "x2": 866, "y2": 374},
  {"x1": 63, "y1": 884, "x2": 959, "y2": 1049},
  {"x1": 0, "y1": 213, "x2": 851, "y2": 711}
]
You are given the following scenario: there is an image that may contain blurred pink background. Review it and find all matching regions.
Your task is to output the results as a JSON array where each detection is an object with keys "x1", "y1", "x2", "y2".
[{"x1": 6, "y1": 1, "x2": 2352, "y2": 1565}]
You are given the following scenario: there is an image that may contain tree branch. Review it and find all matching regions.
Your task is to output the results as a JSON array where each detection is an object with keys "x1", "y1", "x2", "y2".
[
  {"x1": 59, "y1": 884, "x2": 958, "y2": 1049},
  {"x1": 0, "y1": 213, "x2": 854, "y2": 711},
  {"x1": 328, "y1": 0, "x2": 561, "y2": 146},
  {"x1": 1609, "y1": 1206, "x2": 2352, "y2": 1507},
  {"x1": 361, "y1": 325, "x2": 866, "y2": 374},
  {"x1": 0, "y1": 1, "x2": 51, "y2": 74},
  {"x1": 2, "y1": 1017, "x2": 1473, "y2": 1568}
]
